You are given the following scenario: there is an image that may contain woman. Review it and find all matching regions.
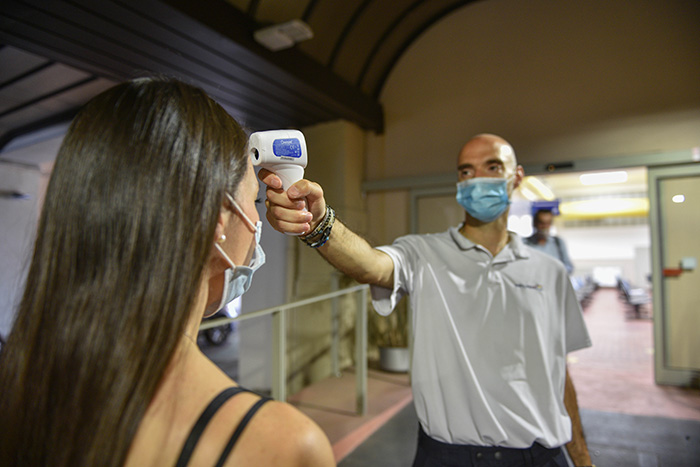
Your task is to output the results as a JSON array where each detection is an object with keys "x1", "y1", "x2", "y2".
[{"x1": 0, "y1": 78, "x2": 335, "y2": 466}]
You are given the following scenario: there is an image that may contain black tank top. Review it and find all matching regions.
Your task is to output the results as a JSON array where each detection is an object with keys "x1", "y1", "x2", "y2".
[{"x1": 175, "y1": 386, "x2": 272, "y2": 467}]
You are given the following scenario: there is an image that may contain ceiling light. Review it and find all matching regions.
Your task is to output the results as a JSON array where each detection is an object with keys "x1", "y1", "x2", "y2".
[
  {"x1": 559, "y1": 198, "x2": 649, "y2": 219},
  {"x1": 254, "y1": 19, "x2": 313, "y2": 51},
  {"x1": 522, "y1": 176, "x2": 555, "y2": 200},
  {"x1": 517, "y1": 185, "x2": 538, "y2": 201},
  {"x1": 579, "y1": 171, "x2": 628, "y2": 185},
  {"x1": 672, "y1": 194, "x2": 685, "y2": 203}
]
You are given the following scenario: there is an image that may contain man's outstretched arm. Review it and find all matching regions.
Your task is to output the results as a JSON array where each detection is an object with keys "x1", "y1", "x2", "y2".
[{"x1": 259, "y1": 168, "x2": 394, "y2": 288}]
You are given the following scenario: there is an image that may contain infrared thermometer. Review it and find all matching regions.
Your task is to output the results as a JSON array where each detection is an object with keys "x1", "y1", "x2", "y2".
[{"x1": 249, "y1": 129, "x2": 307, "y2": 191}]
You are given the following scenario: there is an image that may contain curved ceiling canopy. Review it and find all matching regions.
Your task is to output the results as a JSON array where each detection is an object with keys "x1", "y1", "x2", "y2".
[{"x1": 0, "y1": 0, "x2": 474, "y2": 152}]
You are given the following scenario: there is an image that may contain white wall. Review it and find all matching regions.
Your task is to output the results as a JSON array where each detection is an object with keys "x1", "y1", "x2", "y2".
[
  {"x1": 0, "y1": 163, "x2": 45, "y2": 337},
  {"x1": 0, "y1": 136, "x2": 63, "y2": 338},
  {"x1": 563, "y1": 225, "x2": 651, "y2": 287}
]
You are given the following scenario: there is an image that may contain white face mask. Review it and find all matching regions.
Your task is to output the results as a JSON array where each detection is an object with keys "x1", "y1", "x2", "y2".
[{"x1": 205, "y1": 194, "x2": 265, "y2": 316}]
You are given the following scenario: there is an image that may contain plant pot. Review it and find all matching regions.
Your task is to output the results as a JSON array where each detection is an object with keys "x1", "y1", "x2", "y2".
[{"x1": 379, "y1": 346, "x2": 410, "y2": 373}]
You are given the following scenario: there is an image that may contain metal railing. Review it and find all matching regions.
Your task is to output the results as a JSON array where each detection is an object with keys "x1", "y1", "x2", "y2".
[{"x1": 199, "y1": 284, "x2": 369, "y2": 415}]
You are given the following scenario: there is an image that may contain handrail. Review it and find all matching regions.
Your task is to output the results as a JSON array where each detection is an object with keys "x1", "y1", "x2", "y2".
[
  {"x1": 198, "y1": 284, "x2": 369, "y2": 415},
  {"x1": 198, "y1": 284, "x2": 369, "y2": 329}
]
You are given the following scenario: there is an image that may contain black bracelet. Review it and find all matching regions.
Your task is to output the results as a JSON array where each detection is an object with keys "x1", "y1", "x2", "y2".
[
  {"x1": 300, "y1": 205, "x2": 335, "y2": 248},
  {"x1": 300, "y1": 205, "x2": 331, "y2": 239}
]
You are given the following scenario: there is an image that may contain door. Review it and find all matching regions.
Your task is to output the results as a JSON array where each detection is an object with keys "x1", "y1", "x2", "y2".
[{"x1": 649, "y1": 164, "x2": 700, "y2": 386}]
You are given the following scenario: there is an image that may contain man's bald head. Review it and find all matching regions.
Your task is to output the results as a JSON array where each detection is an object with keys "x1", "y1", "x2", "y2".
[{"x1": 456, "y1": 134, "x2": 523, "y2": 189}]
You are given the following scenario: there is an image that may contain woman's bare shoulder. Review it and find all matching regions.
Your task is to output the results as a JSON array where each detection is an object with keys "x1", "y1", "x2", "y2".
[{"x1": 222, "y1": 397, "x2": 336, "y2": 467}]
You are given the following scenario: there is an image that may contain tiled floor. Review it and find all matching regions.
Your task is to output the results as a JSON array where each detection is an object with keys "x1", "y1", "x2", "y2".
[
  {"x1": 288, "y1": 368, "x2": 412, "y2": 461},
  {"x1": 567, "y1": 287, "x2": 700, "y2": 421},
  {"x1": 338, "y1": 396, "x2": 700, "y2": 466}
]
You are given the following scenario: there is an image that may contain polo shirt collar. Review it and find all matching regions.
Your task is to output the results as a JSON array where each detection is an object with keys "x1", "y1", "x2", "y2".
[
  {"x1": 449, "y1": 226, "x2": 531, "y2": 261},
  {"x1": 507, "y1": 232, "x2": 530, "y2": 260}
]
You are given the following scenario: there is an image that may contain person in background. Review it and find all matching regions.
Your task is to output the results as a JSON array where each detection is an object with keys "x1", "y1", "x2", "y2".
[
  {"x1": 0, "y1": 78, "x2": 335, "y2": 467},
  {"x1": 525, "y1": 209, "x2": 590, "y2": 467},
  {"x1": 260, "y1": 133, "x2": 594, "y2": 467},
  {"x1": 525, "y1": 209, "x2": 574, "y2": 274}
]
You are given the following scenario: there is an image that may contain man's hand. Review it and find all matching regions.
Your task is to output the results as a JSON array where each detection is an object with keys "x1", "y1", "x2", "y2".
[
  {"x1": 258, "y1": 168, "x2": 325, "y2": 236},
  {"x1": 258, "y1": 168, "x2": 395, "y2": 288}
]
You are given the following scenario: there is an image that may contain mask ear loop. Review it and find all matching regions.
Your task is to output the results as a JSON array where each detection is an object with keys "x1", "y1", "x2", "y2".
[
  {"x1": 214, "y1": 242, "x2": 236, "y2": 269},
  {"x1": 224, "y1": 192, "x2": 257, "y2": 233},
  {"x1": 221, "y1": 192, "x2": 264, "y2": 268}
]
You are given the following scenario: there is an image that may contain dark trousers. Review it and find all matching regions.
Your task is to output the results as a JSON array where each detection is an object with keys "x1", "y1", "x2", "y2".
[{"x1": 413, "y1": 426, "x2": 569, "y2": 467}]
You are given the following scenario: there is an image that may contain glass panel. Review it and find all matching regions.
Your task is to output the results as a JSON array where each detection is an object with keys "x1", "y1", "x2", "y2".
[{"x1": 659, "y1": 176, "x2": 700, "y2": 370}]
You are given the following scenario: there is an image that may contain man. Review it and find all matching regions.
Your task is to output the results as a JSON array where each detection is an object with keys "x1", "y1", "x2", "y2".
[
  {"x1": 525, "y1": 209, "x2": 575, "y2": 274},
  {"x1": 261, "y1": 134, "x2": 593, "y2": 467}
]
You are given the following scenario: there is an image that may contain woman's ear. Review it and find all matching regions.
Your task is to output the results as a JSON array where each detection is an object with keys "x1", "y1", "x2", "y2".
[{"x1": 214, "y1": 208, "x2": 232, "y2": 244}]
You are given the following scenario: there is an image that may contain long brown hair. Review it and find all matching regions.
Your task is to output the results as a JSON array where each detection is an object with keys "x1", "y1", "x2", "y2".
[{"x1": 0, "y1": 77, "x2": 248, "y2": 466}]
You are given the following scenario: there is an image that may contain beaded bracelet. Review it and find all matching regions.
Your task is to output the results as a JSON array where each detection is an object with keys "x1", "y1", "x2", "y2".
[{"x1": 300, "y1": 205, "x2": 335, "y2": 248}]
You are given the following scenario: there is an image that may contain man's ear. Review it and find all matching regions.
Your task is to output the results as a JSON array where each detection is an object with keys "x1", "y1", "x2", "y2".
[{"x1": 513, "y1": 165, "x2": 525, "y2": 190}]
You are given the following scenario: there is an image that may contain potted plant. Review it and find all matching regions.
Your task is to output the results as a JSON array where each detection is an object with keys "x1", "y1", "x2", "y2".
[{"x1": 369, "y1": 299, "x2": 410, "y2": 372}]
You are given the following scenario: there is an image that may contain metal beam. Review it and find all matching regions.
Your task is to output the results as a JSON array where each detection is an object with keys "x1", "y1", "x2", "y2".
[{"x1": 0, "y1": 0, "x2": 384, "y2": 132}]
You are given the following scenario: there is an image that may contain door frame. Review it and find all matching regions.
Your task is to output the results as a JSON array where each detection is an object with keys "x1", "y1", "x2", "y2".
[{"x1": 648, "y1": 163, "x2": 700, "y2": 386}]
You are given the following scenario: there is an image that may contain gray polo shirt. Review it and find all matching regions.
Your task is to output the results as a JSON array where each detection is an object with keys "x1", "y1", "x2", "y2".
[{"x1": 371, "y1": 227, "x2": 591, "y2": 448}]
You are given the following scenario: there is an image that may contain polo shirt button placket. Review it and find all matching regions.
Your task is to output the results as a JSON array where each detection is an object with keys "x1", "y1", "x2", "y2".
[{"x1": 488, "y1": 264, "x2": 500, "y2": 283}]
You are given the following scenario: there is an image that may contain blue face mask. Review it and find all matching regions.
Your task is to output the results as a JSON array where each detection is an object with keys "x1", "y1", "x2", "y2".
[
  {"x1": 456, "y1": 177, "x2": 511, "y2": 223},
  {"x1": 205, "y1": 195, "x2": 266, "y2": 316}
]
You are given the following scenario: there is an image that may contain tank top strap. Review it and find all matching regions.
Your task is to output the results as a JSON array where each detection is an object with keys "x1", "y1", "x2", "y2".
[
  {"x1": 214, "y1": 395, "x2": 272, "y2": 467},
  {"x1": 175, "y1": 386, "x2": 255, "y2": 467}
]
